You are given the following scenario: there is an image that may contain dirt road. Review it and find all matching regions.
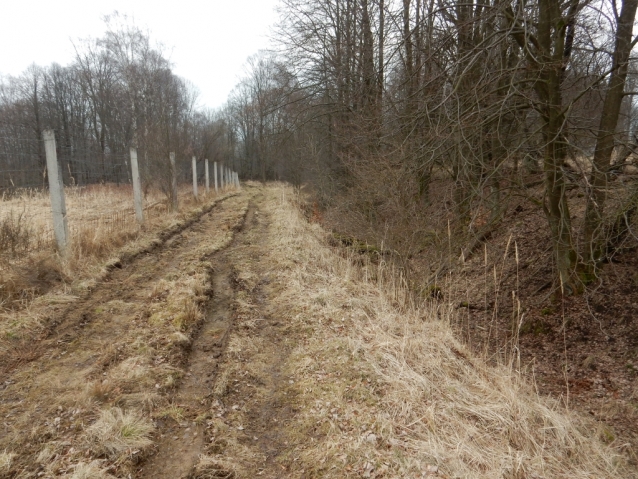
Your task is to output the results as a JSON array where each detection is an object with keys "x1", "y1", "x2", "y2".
[
  {"x1": 2, "y1": 184, "x2": 356, "y2": 478},
  {"x1": 1, "y1": 190, "x2": 257, "y2": 477},
  {"x1": 0, "y1": 184, "x2": 632, "y2": 479},
  {"x1": 139, "y1": 187, "x2": 308, "y2": 478}
]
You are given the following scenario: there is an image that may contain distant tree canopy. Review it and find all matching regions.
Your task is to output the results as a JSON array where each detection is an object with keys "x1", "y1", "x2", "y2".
[
  {"x1": 0, "y1": 13, "x2": 228, "y2": 195},
  {"x1": 221, "y1": 0, "x2": 638, "y2": 292}
]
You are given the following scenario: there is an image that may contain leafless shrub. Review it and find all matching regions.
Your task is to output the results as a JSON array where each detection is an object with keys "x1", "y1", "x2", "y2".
[{"x1": 0, "y1": 211, "x2": 33, "y2": 257}]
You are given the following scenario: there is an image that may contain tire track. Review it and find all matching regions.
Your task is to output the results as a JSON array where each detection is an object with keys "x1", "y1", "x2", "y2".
[
  {"x1": 137, "y1": 198, "x2": 261, "y2": 478},
  {"x1": 0, "y1": 191, "x2": 255, "y2": 477}
]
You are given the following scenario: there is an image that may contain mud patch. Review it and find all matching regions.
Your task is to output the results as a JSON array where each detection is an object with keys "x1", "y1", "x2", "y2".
[
  {"x1": 137, "y1": 199, "x2": 259, "y2": 478},
  {"x1": 137, "y1": 256, "x2": 237, "y2": 478}
]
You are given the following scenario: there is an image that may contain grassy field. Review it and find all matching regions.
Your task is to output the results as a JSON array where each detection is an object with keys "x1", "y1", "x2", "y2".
[
  {"x1": 0, "y1": 183, "x2": 203, "y2": 258},
  {"x1": 0, "y1": 183, "x2": 222, "y2": 308}
]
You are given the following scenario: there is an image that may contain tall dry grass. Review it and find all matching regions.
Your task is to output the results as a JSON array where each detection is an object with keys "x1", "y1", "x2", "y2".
[
  {"x1": 260, "y1": 184, "x2": 634, "y2": 478},
  {"x1": 0, "y1": 183, "x2": 216, "y2": 307},
  {"x1": 0, "y1": 184, "x2": 183, "y2": 258}
]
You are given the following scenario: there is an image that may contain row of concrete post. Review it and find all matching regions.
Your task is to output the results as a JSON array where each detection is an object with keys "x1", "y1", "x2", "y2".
[
  {"x1": 191, "y1": 155, "x2": 240, "y2": 201},
  {"x1": 42, "y1": 129, "x2": 240, "y2": 256}
]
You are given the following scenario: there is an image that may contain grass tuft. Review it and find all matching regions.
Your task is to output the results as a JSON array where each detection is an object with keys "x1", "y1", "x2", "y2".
[
  {"x1": 64, "y1": 460, "x2": 116, "y2": 479},
  {"x1": 0, "y1": 450, "x2": 15, "y2": 473},
  {"x1": 192, "y1": 454, "x2": 238, "y2": 478},
  {"x1": 84, "y1": 407, "x2": 153, "y2": 459}
]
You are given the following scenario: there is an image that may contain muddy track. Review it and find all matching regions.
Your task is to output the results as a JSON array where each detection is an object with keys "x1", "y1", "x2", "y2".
[
  {"x1": 152, "y1": 189, "x2": 309, "y2": 479},
  {"x1": 0, "y1": 191, "x2": 256, "y2": 476},
  {"x1": 137, "y1": 198, "x2": 261, "y2": 478},
  {"x1": 0, "y1": 194, "x2": 239, "y2": 377}
]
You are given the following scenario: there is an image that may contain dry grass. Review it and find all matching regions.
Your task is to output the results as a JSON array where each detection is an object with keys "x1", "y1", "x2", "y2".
[
  {"x1": 84, "y1": 407, "x2": 154, "y2": 459},
  {"x1": 0, "y1": 450, "x2": 15, "y2": 473},
  {"x1": 0, "y1": 185, "x2": 231, "y2": 343},
  {"x1": 3, "y1": 183, "x2": 630, "y2": 477},
  {"x1": 64, "y1": 460, "x2": 117, "y2": 479},
  {"x1": 191, "y1": 455, "x2": 238, "y2": 478},
  {"x1": 216, "y1": 183, "x2": 634, "y2": 478},
  {"x1": 0, "y1": 183, "x2": 212, "y2": 306},
  {"x1": 0, "y1": 191, "x2": 249, "y2": 477}
]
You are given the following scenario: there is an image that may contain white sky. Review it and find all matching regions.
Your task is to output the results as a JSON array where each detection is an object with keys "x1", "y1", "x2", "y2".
[{"x1": 0, "y1": 0, "x2": 281, "y2": 109}]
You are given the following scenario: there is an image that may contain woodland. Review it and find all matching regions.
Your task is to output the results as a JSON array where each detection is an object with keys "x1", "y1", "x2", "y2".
[
  {"x1": 3, "y1": 2, "x2": 638, "y2": 291},
  {"x1": 2, "y1": 0, "x2": 638, "y2": 467}
]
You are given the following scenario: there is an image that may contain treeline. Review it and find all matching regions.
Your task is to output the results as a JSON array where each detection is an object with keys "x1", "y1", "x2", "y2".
[
  {"x1": 0, "y1": 13, "x2": 231, "y2": 197},
  {"x1": 3, "y1": 3, "x2": 638, "y2": 288},
  {"x1": 222, "y1": 0, "x2": 638, "y2": 290}
]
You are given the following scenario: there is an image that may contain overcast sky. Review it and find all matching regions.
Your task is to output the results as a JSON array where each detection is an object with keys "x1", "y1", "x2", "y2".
[{"x1": 0, "y1": 0, "x2": 281, "y2": 109}]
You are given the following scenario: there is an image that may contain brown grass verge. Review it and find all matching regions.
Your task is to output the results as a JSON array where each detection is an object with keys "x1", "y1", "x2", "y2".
[
  {"x1": 199, "y1": 183, "x2": 635, "y2": 478},
  {"x1": 0, "y1": 184, "x2": 222, "y2": 307},
  {"x1": 0, "y1": 187, "x2": 237, "y2": 341}
]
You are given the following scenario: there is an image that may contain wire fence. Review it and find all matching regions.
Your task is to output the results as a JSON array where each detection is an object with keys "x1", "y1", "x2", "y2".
[
  {"x1": 0, "y1": 136, "x2": 131, "y2": 191},
  {"x1": 0, "y1": 133, "x2": 235, "y2": 261}
]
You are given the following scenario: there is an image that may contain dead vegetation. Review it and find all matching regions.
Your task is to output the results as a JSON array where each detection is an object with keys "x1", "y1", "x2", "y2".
[
  {"x1": 63, "y1": 461, "x2": 117, "y2": 479},
  {"x1": 84, "y1": 407, "x2": 154, "y2": 460},
  {"x1": 0, "y1": 183, "x2": 205, "y2": 307},
  {"x1": 0, "y1": 188, "x2": 246, "y2": 477},
  {"x1": 196, "y1": 184, "x2": 635, "y2": 478},
  {"x1": 1, "y1": 183, "x2": 634, "y2": 478},
  {"x1": 0, "y1": 185, "x2": 231, "y2": 338}
]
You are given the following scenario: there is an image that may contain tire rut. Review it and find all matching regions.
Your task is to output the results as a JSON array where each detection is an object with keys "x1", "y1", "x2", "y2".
[
  {"x1": 179, "y1": 190, "x2": 305, "y2": 479},
  {"x1": 137, "y1": 198, "x2": 260, "y2": 478},
  {"x1": 0, "y1": 192, "x2": 254, "y2": 475}
]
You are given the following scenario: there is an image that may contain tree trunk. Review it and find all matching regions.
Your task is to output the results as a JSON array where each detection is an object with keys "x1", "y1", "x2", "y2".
[{"x1": 583, "y1": 0, "x2": 638, "y2": 267}]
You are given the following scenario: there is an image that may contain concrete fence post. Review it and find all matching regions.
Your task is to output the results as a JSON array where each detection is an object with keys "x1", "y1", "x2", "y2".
[
  {"x1": 170, "y1": 152, "x2": 178, "y2": 211},
  {"x1": 192, "y1": 156, "x2": 198, "y2": 199},
  {"x1": 220, "y1": 163, "x2": 225, "y2": 189},
  {"x1": 214, "y1": 161, "x2": 218, "y2": 193},
  {"x1": 130, "y1": 147, "x2": 144, "y2": 223},
  {"x1": 205, "y1": 159, "x2": 210, "y2": 194},
  {"x1": 43, "y1": 130, "x2": 69, "y2": 255}
]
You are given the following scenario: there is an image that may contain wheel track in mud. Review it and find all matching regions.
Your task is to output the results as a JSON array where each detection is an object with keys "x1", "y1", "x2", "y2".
[
  {"x1": 0, "y1": 190, "x2": 257, "y2": 476},
  {"x1": 141, "y1": 187, "x2": 309, "y2": 479},
  {"x1": 137, "y1": 197, "x2": 262, "y2": 478}
]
